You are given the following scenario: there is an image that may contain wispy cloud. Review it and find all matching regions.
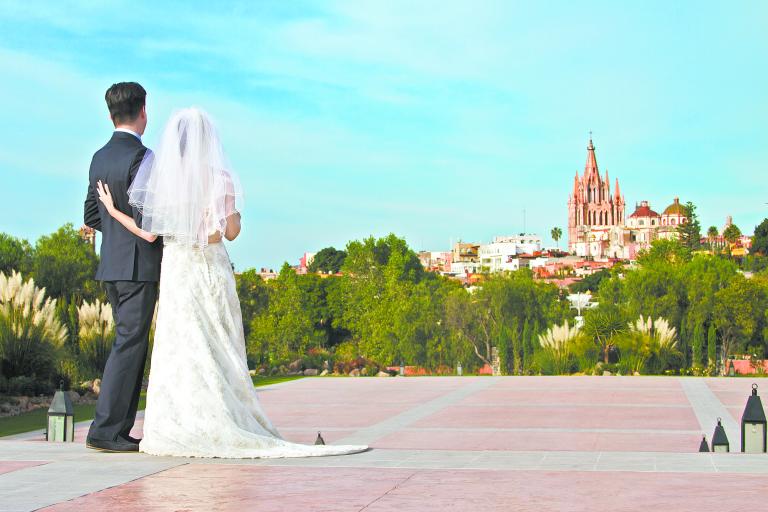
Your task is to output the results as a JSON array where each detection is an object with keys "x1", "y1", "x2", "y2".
[{"x1": 0, "y1": 0, "x2": 767, "y2": 267}]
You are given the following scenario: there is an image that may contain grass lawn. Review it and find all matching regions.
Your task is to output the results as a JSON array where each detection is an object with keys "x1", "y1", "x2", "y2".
[{"x1": 0, "y1": 375, "x2": 303, "y2": 438}]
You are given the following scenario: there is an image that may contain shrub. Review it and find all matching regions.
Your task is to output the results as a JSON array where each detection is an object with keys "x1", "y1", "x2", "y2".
[
  {"x1": 537, "y1": 321, "x2": 580, "y2": 375},
  {"x1": 0, "y1": 271, "x2": 67, "y2": 385},
  {"x1": 617, "y1": 315, "x2": 680, "y2": 375},
  {"x1": 77, "y1": 300, "x2": 115, "y2": 377}
]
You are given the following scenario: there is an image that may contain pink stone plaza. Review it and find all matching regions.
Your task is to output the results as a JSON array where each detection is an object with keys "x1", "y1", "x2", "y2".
[{"x1": 3, "y1": 376, "x2": 768, "y2": 511}]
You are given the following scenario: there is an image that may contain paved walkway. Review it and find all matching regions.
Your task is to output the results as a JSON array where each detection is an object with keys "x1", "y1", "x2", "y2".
[{"x1": 2, "y1": 376, "x2": 767, "y2": 511}]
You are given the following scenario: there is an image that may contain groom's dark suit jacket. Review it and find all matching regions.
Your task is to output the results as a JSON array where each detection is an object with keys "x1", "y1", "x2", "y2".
[{"x1": 84, "y1": 131, "x2": 162, "y2": 281}]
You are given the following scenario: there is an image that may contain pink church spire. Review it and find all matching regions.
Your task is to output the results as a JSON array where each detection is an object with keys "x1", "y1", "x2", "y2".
[{"x1": 584, "y1": 133, "x2": 599, "y2": 183}]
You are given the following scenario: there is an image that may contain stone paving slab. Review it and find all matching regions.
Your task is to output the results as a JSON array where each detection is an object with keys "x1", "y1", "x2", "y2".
[
  {"x1": 3, "y1": 376, "x2": 768, "y2": 511},
  {"x1": 37, "y1": 464, "x2": 768, "y2": 512}
]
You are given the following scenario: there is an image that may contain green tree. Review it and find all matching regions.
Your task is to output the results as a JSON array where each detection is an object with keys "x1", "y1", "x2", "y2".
[
  {"x1": 678, "y1": 318, "x2": 689, "y2": 369},
  {"x1": 0, "y1": 233, "x2": 32, "y2": 275},
  {"x1": 551, "y1": 227, "x2": 562, "y2": 250},
  {"x1": 707, "y1": 323, "x2": 717, "y2": 369},
  {"x1": 570, "y1": 269, "x2": 610, "y2": 293},
  {"x1": 308, "y1": 247, "x2": 347, "y2": 274},
  {"x1": 713, "y1": 276, "x2": 767, "y2": 373},
  {"x1": 637, "y1": 239, "x2": 691, "y2": 267},
  {"x1": 235, "y1": 269, "x2": 270, "y2": 340},
  {"x1": 751, "y1": 219, "x2": 768, "y2": 255},
  {"x1": 496, "y1": 324, "x2": 510, "y2": 375},
  {"x1": 30, "y1": 224, "x2": 99, "y2": 301},
  {"x1": 691, "y1": 323, "x2": 704, "y2": 369},
  {"x1": 723, "y1": 223, "x2": 742, "y2": 244},
  {"x1": 677, "y1": 201, "x2": 701, "y2": 250},
  {"x1": 248, "y1": 264, "x2": 328, "y2": 365}
]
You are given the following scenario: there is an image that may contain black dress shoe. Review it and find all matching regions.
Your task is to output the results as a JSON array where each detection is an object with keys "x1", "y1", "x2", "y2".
[
  {"x1": 86, "y1": 436, "x2": 140, "y2": 453},
  {"x1": 125, "y1": 435, "x2": 142, "y2": 444}
]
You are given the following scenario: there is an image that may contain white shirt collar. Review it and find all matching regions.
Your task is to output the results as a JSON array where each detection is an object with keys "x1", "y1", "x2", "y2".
[{"x1": 114, "y1": 128, "x2": 142, "y2": 141}]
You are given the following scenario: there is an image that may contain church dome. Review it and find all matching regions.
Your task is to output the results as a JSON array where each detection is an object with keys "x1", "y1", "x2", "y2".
[
  {"x1": 629, "y1": 201, "x2": 660, "y2": 218},
  {"x1": 663, "y1": 197, "x2": 686, "y2": 216}
]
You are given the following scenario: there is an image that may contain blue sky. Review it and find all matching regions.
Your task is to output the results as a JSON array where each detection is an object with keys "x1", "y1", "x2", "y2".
[{"x1": 0, "y1": 1, "x2": 766, "y2": 270}]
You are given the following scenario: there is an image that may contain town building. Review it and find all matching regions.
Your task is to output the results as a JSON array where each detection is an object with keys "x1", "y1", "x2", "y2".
[
  {"x1": 567, "y1": 136, "x2": 690, "y2": 260},
  {"x1": 567, "y1": 136, "x2": 626, "y2": 258},
  {"x1": 418, "y1": 251, "x2": 452, "y2": 273},
  {"x1": 478, "y1": 235, "x2": 541, "y2": 273}
]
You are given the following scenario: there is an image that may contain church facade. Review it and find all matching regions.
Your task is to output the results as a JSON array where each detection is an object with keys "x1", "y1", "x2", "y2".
[{"x1": 567, "y1": 137, "x2": 687, "y2": 259}]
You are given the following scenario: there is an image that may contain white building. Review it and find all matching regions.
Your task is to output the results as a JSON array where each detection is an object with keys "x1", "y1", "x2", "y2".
[
  {"x1": 478, "y1": 235, "x2": 541, "y2": 273},
  {"x1": 450, "y1": 260, "x2": 482, "y2": 275}
]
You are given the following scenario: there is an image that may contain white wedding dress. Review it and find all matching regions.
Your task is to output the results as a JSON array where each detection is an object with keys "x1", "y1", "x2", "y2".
[{"x1": 140, "y1": 240, "x2": 368, "y2": 458}]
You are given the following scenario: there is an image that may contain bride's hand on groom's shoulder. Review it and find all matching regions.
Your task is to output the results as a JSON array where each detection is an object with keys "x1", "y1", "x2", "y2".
[{"x1": 96, "y1": 180, "x2": 116, "y2": 215}]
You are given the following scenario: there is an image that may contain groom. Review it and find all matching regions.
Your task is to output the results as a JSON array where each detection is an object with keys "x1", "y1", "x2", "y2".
[{"x1": 83, "y1": 82, "x2": 163, "y2": 452}]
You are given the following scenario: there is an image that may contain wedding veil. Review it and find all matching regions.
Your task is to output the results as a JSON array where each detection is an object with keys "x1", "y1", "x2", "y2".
[{"x1": 128, "y1": 107, "x2": 243, "y2": 248}]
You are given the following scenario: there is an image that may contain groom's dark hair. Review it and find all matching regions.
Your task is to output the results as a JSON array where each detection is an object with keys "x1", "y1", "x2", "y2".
[{"x1": 105, "y1": 82, "x2": 146, "y2": 125}]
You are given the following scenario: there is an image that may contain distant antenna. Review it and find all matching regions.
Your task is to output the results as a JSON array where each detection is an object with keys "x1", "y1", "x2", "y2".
[{"x1": 523, "y1": 209, "x2": 527, "y2": 234}]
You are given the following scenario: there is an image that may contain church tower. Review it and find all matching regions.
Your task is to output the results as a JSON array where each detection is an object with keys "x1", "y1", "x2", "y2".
[{"x1": 567, "y1": 136, "x2": 625, "y2": 253}]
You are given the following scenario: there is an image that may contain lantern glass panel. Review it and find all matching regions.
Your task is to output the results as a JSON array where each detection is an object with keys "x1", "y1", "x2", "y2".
[
  {"x1": 48, "y1": 415, "x2": 64, "y2": 442},
  {"x1": 744, "y1": 423, "x2": 765, "y2": 453},
  {"x1": 713, "y1": 445, "x2": 728, "y2": 453},
  {"x1": 65, "y1": 415, "x2": 74, "y2": 442}
]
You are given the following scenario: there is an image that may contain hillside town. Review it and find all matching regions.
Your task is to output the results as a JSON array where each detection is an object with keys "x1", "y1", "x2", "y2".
[{"x1": 277, "y1": 137, "x2": 752, "y2": 288}]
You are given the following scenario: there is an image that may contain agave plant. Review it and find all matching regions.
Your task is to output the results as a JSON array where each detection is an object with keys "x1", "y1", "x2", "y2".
[
  {"x1": 538, "y1": 321, "x2": 580, "y2": 374},
  {"x1": 78, "y1": 300, "x2": 115, "y2": 375},
  {"x1": 0, "y1": 271, "x2": 67, "y2": 379}
]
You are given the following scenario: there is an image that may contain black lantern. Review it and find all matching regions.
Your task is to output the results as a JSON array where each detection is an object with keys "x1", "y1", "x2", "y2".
[
  {"x1": 399, "y1": 363, "x2": 405, "y2": 376},
  {"x1": 47, "y1": 381, "x2": 74, "y2": 442},
  {"x1": 457, "y1": 362, "x2": 463, "y2": 376},
  {"x1": 741, "y1": 383, "x2": 767, "y2": 453},
  {"x1": 698, "y1": 435, "x2": 709, "y2": 452},
  {"x1": 314, "y1": 431, "x2": 325, "y2": 445},
  {"x1": 711, "y1": 418, "x2": 729, "y2": 453}
]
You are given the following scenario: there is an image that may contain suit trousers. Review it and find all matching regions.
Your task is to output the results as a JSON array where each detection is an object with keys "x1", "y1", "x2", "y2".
[{"x1": 87, "y1": 281, "x2": 158, "y2": 441}]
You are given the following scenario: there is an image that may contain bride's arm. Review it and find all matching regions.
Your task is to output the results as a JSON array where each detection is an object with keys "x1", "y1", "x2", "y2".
[
  {"x1": 224, "y1": 212, "x2": 241, "y2": 241},
  {"x1": 223, "y1": 177, "x2": 241, "y2": 241},
  {"x1": 96, "y1": 181, "x2": 158, "y2": 243}
]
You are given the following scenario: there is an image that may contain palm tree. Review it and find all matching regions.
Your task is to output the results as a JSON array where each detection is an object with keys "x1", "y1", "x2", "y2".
[
  {"x1": 706, "y1": 226, "x2": 718, "y2": 247},
  {"x1": 551, "y1": 227, "x2": 563, "y2": 250}
]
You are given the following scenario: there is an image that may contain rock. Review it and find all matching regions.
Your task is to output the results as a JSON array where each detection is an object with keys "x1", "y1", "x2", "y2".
[
  {"x1": 349, "y1": 368, "x2": 360, "y2": 377},
  {"x1": 258, "y1": 367, "x2": 266, "y2": 375},
  {"x1": 92, "y1": 379, "x2": 102, "y2": 395},
  {"x1": 18, "y1": 396, "x2": 29, "y2": 410},
  {"x1": 67, "y1": 391, "x2": 80, "y2": 403},
  {"x1": 287, "y1": 371, "x2": 303, "y2": 376},
  {"x1": 376, "y1": 371, "x2": 390, "y2": 377},
  {"x1": 320, "y1": 369, "x2": 329, "y2": 376},
  {"x1": 288, "y1": 359, "x2": 303, "y2": 372},
  {"x1": 633, "y1": 371, "x2": 641, "y2": 376},
  {"x1": 602, "y1": 371, "x2": 612, "y2": 376},
  {"x1": 303, "y1": 369, "x2": 319, "y2": 376},
  {"x1": 360, "y1": 367, "x2": 368, "y2": 376},
  {"x1": 0, "y1": 403, "x2": 11, "y2": 413},
  {"x1": 279, "y1": 365, "x2": 288, "y2": 374}
]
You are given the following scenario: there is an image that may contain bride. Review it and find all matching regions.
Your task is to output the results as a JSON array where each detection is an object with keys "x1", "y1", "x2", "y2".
[{"x1": 95, "y1": 107, "x2": 367, "y2": 458}]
